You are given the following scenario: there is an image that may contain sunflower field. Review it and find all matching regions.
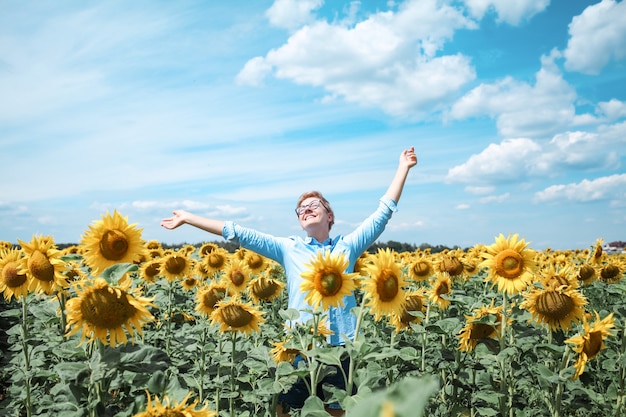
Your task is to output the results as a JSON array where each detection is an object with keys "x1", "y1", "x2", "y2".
[{"x1": 1, "y1": 210, "x2": 625, "y2": 417}]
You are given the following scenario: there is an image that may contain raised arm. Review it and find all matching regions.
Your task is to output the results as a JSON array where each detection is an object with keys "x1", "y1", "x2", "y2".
[
  {"x1": 384, "y1": 147, "x2": 418, "y2": 203},
  {"x1": 160, "y1": 210, "x2": 224, "y2": 236}
]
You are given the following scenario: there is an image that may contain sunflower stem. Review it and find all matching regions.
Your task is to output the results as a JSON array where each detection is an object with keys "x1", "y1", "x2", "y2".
[
  {"x1": 616, "y1": 324, "x2": 626, "y2": 416},
  {"x1": 229, "y1": 330, "x2": 237, "y2": 417},
  {"x1": 20, "y1": 296, "x2": 32, "y2": 417},
  {"x1": 165, "y1": 280, "x2": 174, "y2": 355},
  {"x1": 198, "y1": 324, "x2": 207, "y2": 403},
  {"x1": 215, "y1": 334, "x2": 223, "y2": 414},
  {"x1": 552, "y1": 347, "x2": 571, "y2": 417},
  {"x1": 498, "y1": 293, "x2": 511, "y2": 417},
  {"x1": 307, "y1": 311, "x2": 322, "y2": 399},
  {"x1": 57, "y1": 290, "x2": 67, "y2": 337},
  {"x1": 421, "y1": 303, "x2": 431, "y2": 373},
  {"x1": 347, "y1": 294, "x2": 367, "y2": 396}
]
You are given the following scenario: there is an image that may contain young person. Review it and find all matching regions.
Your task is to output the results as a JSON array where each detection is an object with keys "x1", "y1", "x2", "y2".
[{"x1": 160, "y1": 147, "x2": 418, "y2": 416}]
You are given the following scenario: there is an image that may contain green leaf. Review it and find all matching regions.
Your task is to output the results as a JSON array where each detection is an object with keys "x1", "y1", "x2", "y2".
[
  {"x1": 346, "y1": 376, "x2": 438, "y2": 417},
  {"x1": 475, "y1": 406, "x2": 500, "y2": 416},
  {"x1": 300, "y1": 396, "x2": 328, "y2": 416},
  {"x1": 100, "y1": 262, "x2": 139, "y2": 284},
  {"x1": 279, "y1": 308, "x2": 301, "y2": 322}
]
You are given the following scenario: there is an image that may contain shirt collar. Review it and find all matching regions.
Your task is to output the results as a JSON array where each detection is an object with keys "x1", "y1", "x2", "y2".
[{"x1": 304, "y1": 236, "x2": 333, "y2": 246}]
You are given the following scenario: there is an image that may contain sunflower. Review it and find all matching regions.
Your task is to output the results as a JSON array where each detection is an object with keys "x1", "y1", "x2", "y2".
[
  {"x1": 598, "y1": 257, "x2": 624, "y2": 283},
  {"x1": 221, "y1": 258, "x2": 251, "y2": 294},
  {"x1": 199, "y1": 242, "x2": 219, "y2": 257},
  {"x1": 458, "y1": 303, "x2": 506, "y2": 353},
  {"x1": 161, "y1": 251, "x2": 194, "y2": 281},
  {"x1": 195, "y1": 282, "x2": 230, "y2": 317},
  {"x1": 202, "y1": 247, "x2": 230, "y2": 275},
  {"x1": 576, "y1": 263, "x2": 597, "y2": 286},
  {"x1": 18, "y1": 235, "x2": 68, "y2": 295},
  {"x1": 436, "y1": 251, "x2": 465, "y2": 280},
  {"x1": 181, "y1": 277, "x2": 200, "y2": 291},
  {"x1": 300, "y1": 250, "x2": 358, "y2": 310},
  {"x1": 480, "y1": 233, "x2": 537, "y2": 295},
  {"x1": 362, "y1": 248, "x2": 406, "y2": 321},
  {"x1": 353, "y1": 252, "x2": 372, "y2": 276},
  {"x1": 80, "y1": 210, "x2": 146, "y2": 275},
  {"x1": 245, "y1": 251, "x2": 268, "y2": 273},
  {"x1": 520, "y1": 265, "x2": 587, "y2": 332},
  {"x1": 210, "y1": 299, "x2": 265, "y2": 335},
  {"x1": 249, "y1": 274, "x2": 285, "y2": 303},
  {"x1": 589, "y1": 238, "x2": 605, "y2": 265},
  {"x1": 269, "y1": 338, "x2": 301, "y2": 363},
  {"x1": 565, "y1": 311, "x2": 615, "y2": 379},
  {"x1": 134, "y1": 390, "x2": 215, "y2": 417},
  {"x1": 0, "y1": 248, "x2": 30, "y2": 301},
  {"x1": 428, "y1": 272, "x2": 453, "y2": 310},
  {"x1": 139, "y1": 259, "x2": 162, "y2": 283},
  {"x1": 62, "y1": 261, "x2": 88, "y2": 283},
  {"x1": 65, "y1": 277, "x2": 156, "y2": 347},
  {"x1": 406, "y1": 252, "x2": 433, "y2": 283},
  {"x1": 389, "y1": 289, "x2": 427, "y2": 332}
]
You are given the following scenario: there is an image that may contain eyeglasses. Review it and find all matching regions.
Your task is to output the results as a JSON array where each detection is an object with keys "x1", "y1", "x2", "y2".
[{"x1": 295, "y1": 200, "x2": 323, "y2": 216}]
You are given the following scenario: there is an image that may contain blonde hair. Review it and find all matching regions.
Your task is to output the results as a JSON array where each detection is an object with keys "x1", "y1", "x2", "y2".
[{"x1": 296, "y1": 191, "x2": 334, "y2": 230}]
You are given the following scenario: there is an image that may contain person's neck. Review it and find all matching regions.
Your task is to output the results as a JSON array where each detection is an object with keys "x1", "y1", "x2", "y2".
[{"x1": 307, "y1": 229, "x2": 330, "y2": 243}]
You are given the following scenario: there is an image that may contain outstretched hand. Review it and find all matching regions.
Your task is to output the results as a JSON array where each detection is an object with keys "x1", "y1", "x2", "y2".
[
  {"x1": 400, "y1": 146, "x2": 418, "y2": 169},
  {"x1": 160, "y1": 210, "x2": 188, "y2": 230}
]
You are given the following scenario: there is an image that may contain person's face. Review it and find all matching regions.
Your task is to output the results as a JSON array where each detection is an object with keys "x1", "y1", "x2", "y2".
[{"x1": 296, "y1": 197, "x2": 333, "y2": 231}]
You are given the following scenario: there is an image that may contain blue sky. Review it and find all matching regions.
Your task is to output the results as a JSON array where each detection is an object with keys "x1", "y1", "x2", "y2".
[{"x1": 1, "y1": 0, "x2": 625, "y2": 250}]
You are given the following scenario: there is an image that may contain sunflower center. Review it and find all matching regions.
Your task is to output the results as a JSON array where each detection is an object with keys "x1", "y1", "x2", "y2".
[
  {"x1": 400, "y1": 294, "x2": 423, "y2": 324},
  {"x1": 253, "y1": 279, "x2": 279, "y2": 299},
  {"x1": 469, "y1": 323, "x2": 496, "y2": 340},
  {"x1": 436, "y1": 281, "x2": 450, "y2": 296},
  {"x1": 376, "y1": 269, "x2": 399, "y2": 302},
  {"x1": 247, "y1": 254, "x2": 264, "y2": 270},
  {"x1": 412, "y1": 261, "x2": 431, "y2": 277},
  {"x1": 230, "y1": 270, "x2": 245, "y2": 286},
  {"x1": 577, "y1": 265, "x2": 596, "y2": 282},
  {"x1": 2, "y1": 261, "x2": 28, "y2": 288},
  {"x1": 203, "y1": 287, "x2": 227, "y2": 309},
  {"x1": 220, "y1": 305, "x2": 253, "y2": 328},
  {"x1": 535, "y1": 291, "x2": 575, "y2": 320},
  {"x1": 441, "y1": 256, "x2": 464, "y2": 277},
  {"x1": 80, "y1": 287, "x2": 136, "y2": 328},
  {"x1": 99, "y1": 230, "x2": 129, "y2": 261},
  {"x1": 28, "y1": 250, "x2": 55, "y2": 282},
  {"x1": 208, "y1": 254, "x2": 225, "y2": 269},
  {"x1": 583, "y1": 331, "x2": 604, "y2": 358},
  {"x1": 315, "y1": 271, "x2": 342, "y2": 296},
  {"x1": 165, "y1": 256, "x2": 187, "y2": 275},
  {"x1": 144, "y1": 263, "x2": 160, "y2": 279},
  {"x1": 600, "y1": 265, "x2": 620, "y2": 281},
  {"x1": 494, "y1": 249, "x2": 524, "y2": 279}
]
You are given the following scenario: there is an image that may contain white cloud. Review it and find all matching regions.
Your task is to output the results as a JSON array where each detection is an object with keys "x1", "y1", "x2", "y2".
[
  {"x1": 448, "y1": 50, "x2": 577, "y2": 138},
  {"x1": 563, "y1": 0, "x2": 626, "y2": 75},
  {"x1": 447, "y1": 120, "x2": 625, "y2": 185},
  {"x1": 596, "y1": 99, "x2": 626, "y2": 121},
  {"x1": 456, "y1": 203, "x2": 471, "y2": 210},
  {"x1": 462, "y1": 0, "x2": 550, "y2": 25},
  {"x1": 465, "y1": 185, "x2": 495, "y2": 195},
  {"x1": 446, "y1": 138, "x2": 542, "y2": 183},
  {"x1": 238, "y1": 0, "x2": 477, "y2": 117},
  {"x1": 534, "y1": 174, "x2": 626, "y2": 203},
  {"x1": 479, "y1": 193, "x2": 510, "y2": 204},
  {"x1": 265, "y1": 0, "x2": 324, "y2": 31}
]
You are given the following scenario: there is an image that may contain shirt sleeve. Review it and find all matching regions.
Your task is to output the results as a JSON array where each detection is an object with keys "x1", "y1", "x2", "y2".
[
  {"x1": 222, "y1": 221, "x2": 286, "y2": 263},
  {"x1": 341, "y1": 195, "x2": 397, "y2": 256}
]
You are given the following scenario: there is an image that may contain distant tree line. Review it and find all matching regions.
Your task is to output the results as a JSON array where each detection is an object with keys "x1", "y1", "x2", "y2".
[{"x1": 47, "y1": 240, "x2": 460, "y2": 254}]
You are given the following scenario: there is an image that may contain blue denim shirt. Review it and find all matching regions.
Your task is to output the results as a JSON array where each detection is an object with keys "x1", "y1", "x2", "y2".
[{"x1": 222, "y1": 196, "x2": 397, "y2": 345}]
